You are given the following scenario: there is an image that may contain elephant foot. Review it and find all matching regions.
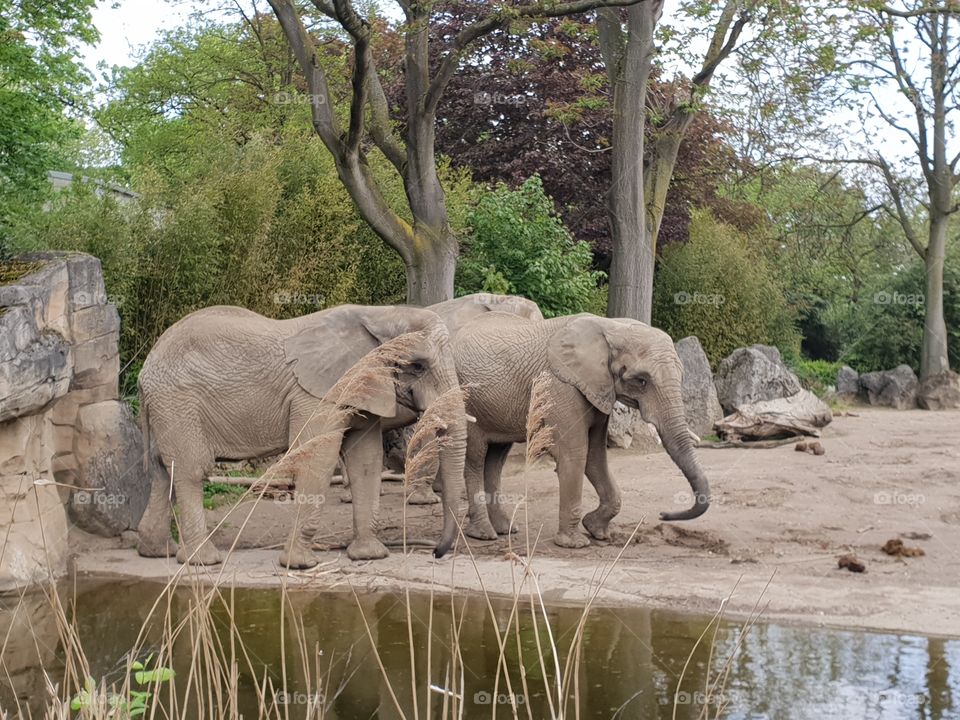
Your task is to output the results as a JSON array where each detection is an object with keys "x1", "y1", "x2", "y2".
[
  {"x1": 464, "y1": 517, "x2": 498, "y2": 541},
  {"x1": 489, "y1": 508, "x2": 518, "y2": 535},
  {"x1": 407, "y1": 486, "x2": 441, "y2": 505},
  {"x1": 278, "y1": 544, "x2": 318, "y2": 570},
  {"x1": 347, "y1": 536, "x2": 389, "y2": 561},
  {"x1": 554, "y1": 530, "x2": 590, "y2": 549},
  {"x1": 582, "y1": 510, "x2": 612, "y2": 540},
  {"x1": 137, "y1": 534, "x2": 178, "y2": 558},
  {"x1": 176, "y1": 541, "x2": 223, "y2": 566}
]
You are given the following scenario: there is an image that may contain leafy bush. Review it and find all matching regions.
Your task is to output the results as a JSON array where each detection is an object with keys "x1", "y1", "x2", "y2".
[
  {"x1": 456, "y1": 176, "x2": 605, "y2": 317},
  {"x1": 10, "y1": 127, "x2": 477, "y2": 392},
  {"x1": 822, "y1": 252, "x2": 960, "y2": 373},
  {"x1": 789, "y1": 358, "x2": 843, "y2": 395},
  {"x1": 652, "y1": 209, "x2": 800, "y2": 366}
]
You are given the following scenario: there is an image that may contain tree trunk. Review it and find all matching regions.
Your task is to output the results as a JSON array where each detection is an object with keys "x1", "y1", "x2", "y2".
[
  {"x1": 601, "y1": 3, "x2": 660, "y2": 322},
  {"x1": 406, "y1": 231, "x2": 459, "y2": 306},
  {"x1": 921, "y1": 214, "x2": 950, "y2": 379},
  {"x1": 645, "y1": 125, "x2": 688, "y2": 245}
]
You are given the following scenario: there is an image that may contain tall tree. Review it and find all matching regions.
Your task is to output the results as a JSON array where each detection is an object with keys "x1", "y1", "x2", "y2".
[
  {"x1": 0, "y1": 0, "x2": 98, "y2": 241},
  {"x1": 267, "y1": 0, "x2": 646, "y2": 305},
  {"x1": 845, "y1": 1, "x2": 960, "y2": 381}
]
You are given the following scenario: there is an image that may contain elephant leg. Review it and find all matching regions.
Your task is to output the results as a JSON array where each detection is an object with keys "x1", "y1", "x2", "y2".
[
  {"x1": 343, "y1": 419, "x2": 389, "y2": 561},
  {"x1": 484, "y1": 443, "x2": 516, "y2": 535},
  {"x1": 279, "y1": 468, "x2": 333, "y2": 570},
  {"x1": 551, "y1": 389, "x2": 592, "y2": 549},
  {"x1": 170, "y1": 447, "x2": 221, "y2": 565},
  {"x1": 582, "y1": 416, "x2": 621, "y2": 541},
  {"x1": 136, "y1": 456, "x2": 177, "y2": 558},
  {"x1": 464, "y1": 424, "x2": 497, "y2": 541}
]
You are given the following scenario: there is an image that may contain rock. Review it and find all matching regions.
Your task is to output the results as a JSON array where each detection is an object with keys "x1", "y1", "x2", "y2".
[
  {"x1": 674, "y1": 336, "x2": 723, "y2": 439},
  {"x1": 715, "y1": 389, "x2": 832, "y2": 442},
  {"x1": 917, "y1": 370, "x2": 960, "y2": 410},
  {"x1": 69, "y1": 400, "x2": 147, "y2": 535},
  {"x1": 714, "y1": 346, "x2": 802, "y2": 414},
  {"x1": 606, "y1": 401, "x2": 638, "y2": 448},
  {"x1": 836, "y1": 365, "x2": 860, "y2": 397},
  {"x1": 859, "y1": 365, "x2": 918, "y2": 409}
]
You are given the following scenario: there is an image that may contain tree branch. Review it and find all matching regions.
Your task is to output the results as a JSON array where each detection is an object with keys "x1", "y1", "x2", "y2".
[
  {"x1": 878, "y1": 3, "x2": 960, "y2": 19},
  {"x1": 876, "y1": 154, "x2": 927, "y2": 258},
  {"x1": 691, "y1": 1, "x2": 751, "y2": 88}
]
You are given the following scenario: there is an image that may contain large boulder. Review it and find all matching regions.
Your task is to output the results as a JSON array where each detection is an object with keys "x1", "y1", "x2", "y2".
[
  {"x1": 68, "y1": 400, "x2": 148, "y2": 535},
  {"x1": 607, "y1": 402, "x2": 661, "y2": 452},
  {"x1": 674, "y1": 336, "x2": 723, "y2": 438},
  {"x1": 917, "y1": 370, "x2": 960, "y2": 410},
  {"x1": 859, "y1": 365, "x2": 918, "y2": 409},
  {"x1": 714, "y1": 345, "x2": 802, "y2": 414},
  {"x1": 835, "y1": 365, "x2": 860, "y2": 397}
]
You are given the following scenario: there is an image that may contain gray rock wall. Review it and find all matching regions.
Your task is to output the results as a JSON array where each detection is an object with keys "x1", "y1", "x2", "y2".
[{"x1": 0, "y1": 252, "x2": 145, "y2": 592}]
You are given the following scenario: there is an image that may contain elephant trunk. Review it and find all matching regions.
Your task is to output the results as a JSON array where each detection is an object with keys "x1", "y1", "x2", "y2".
[
  {"x1": 656, "y1": 388, "x2": 710, "y2": 521},
  {"x1": 434, "y1": 416, "x2": 467, "y2": 558},
  {"x1": 424, "y1": 348, "x2": 468, "y2": 559}
]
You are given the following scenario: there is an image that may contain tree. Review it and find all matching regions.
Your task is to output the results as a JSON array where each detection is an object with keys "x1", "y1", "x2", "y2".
[
  {"x1": 265, "y1": 0, "x2": 646, "y2": 305},
  {"x1": 412, "y1": 12, "x2": 743, "y2": 265},
  {"x1": 843, "y1": 1, "x2": 960, "y2": 380},
  {"x1": 0, "y1": 0, "x2": 98, "y2": 242}
]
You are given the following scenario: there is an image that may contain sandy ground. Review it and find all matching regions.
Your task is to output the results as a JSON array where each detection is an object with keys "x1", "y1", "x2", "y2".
[{"x1": 74, "y1": 407, "x2": 960, "y2": 638}]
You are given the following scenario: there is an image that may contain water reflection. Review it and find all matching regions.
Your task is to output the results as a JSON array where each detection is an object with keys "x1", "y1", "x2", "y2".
[{"x1": 1, "y1": 581, "x2": 957, "y2": 719}]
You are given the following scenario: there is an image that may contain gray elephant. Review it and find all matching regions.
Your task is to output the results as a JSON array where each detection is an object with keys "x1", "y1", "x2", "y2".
[
  {"x1": 429, "y1": 293, "x2": 544, "y2": 336},
  {"x1": 434, "y1": 312, "x2": 710, "y2": 557},
  {"x1": 136, "y1": 304, "x2": 466, "y2": 565}
]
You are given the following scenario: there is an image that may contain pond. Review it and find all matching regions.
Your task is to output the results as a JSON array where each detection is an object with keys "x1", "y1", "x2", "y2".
[{"x1": 1, "y1": 580, "x2": 958, "y2": 719}]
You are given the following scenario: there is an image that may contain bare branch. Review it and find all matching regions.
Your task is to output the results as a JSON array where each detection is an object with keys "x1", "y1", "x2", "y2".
[
  {"x1": 691, "y1": 1, "x2": 751, "y2": 88},
  {"x1": 878, "y1": 3, "x2": 960, "y2": 19},
  {"x1": 876, "y1": 154, "x2": 927, "y2": 258}
]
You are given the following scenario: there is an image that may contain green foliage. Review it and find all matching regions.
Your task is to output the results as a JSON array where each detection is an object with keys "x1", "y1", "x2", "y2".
[
  {"x1": 70, "y1": 655, "x2": 173, "y2": 717},
  {"x1": 823, "y1": 253, "x2": 960, "y2": 373},
  {"x1": 456, "y1": 176, "x2": 605, "y2": 317},
  {"x1": 652, "y1": 209, "x2": 800, "y2": 366},
  {"x1": 790, "y1": 358, "x2": 843, "y2": 395},
  {"x1": 203, "y1": 483, "x2": 247, "y2": 510},
  {"x1": 0, "y1": 0, "x2": 97, "y2": 243}
]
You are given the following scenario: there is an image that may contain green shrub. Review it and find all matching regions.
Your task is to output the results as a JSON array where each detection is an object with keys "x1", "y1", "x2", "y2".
[
  {"x1": 789, "y1": 358, "x2": 843, "y2": 395},
  {"x1": 823, "y1": 253, "x2": 960, "y2": 373},
  {"x1": 652, "y1": 209, "x2": 800, "y2": 366},
  {"x1": 9, "y1": 127, "x2": 480, "y2": 394},
  {"x1": 456, "y1": 176, "x2": 605, "y2": 317}
]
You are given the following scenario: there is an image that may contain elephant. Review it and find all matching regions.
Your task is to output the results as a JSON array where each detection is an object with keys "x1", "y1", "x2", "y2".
[
  {"x1": 434, "y1": 312, "x2": 710, "y2": 557},
  {"x1": 136, "y1": 304, "x2": 466, "y2": 565},
  {"x1": 429, "y1": 293, "x2": 544, "y2": 336}
]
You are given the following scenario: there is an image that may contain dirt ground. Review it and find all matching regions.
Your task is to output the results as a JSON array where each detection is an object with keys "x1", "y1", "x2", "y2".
[{"x1": 75, "y1": 407, "x2": 960, "y2": 638}]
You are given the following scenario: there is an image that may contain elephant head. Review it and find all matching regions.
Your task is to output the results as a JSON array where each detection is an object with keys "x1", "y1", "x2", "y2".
[
  {"x1": 281, "y1": 306, "x2": 467, "y2": 564},
  {"x1": 548, "y1": 316, "x2": 710, "y2": 522}
]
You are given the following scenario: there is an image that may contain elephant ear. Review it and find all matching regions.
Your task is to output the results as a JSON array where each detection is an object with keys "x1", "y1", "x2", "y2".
[
  {"x1": 547, "y1": 316, "x2": 616, "y2": 414},
  {"x1": 284, "y1": 309, "x2": 398, "y2": 418}
]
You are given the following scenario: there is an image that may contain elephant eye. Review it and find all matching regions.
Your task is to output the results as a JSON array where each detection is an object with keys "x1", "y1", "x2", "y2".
[
  {"x1": 407, "y1": 361, "x2": 427, "y2": 375},
  {"x1": 636, "y1": 377, "x2": 647, "y2": 388}
]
